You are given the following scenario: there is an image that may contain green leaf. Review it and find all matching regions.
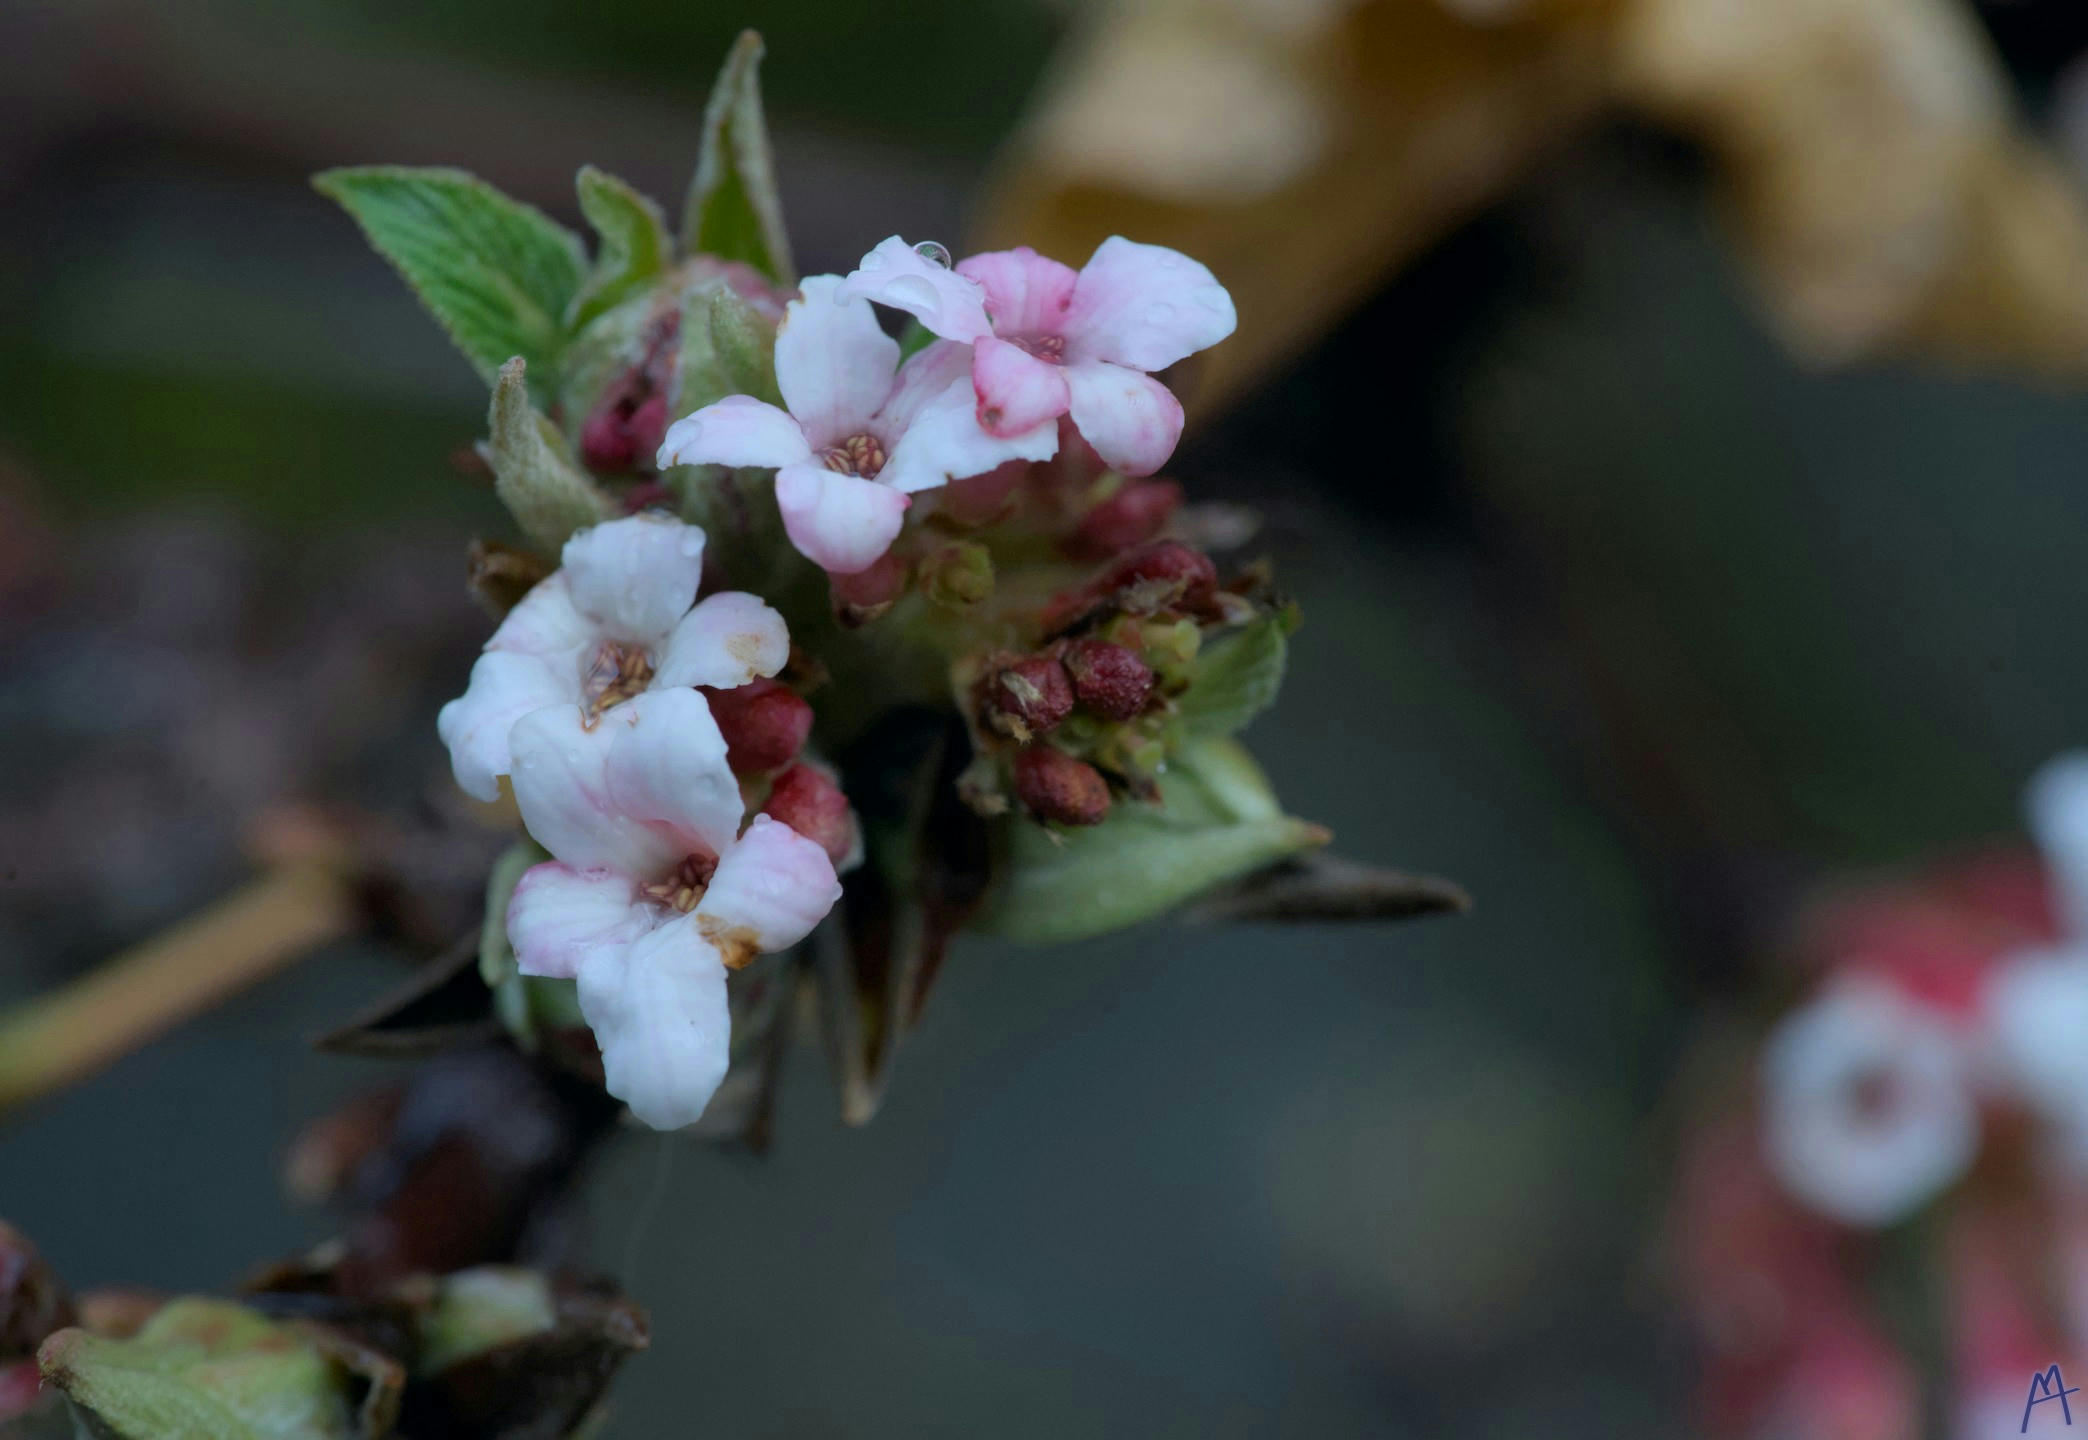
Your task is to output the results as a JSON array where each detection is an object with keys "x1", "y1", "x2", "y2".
[
  {"x1": 39, "y1": 1299, "x2": 356, "y2": 1440},
  {"x1": 315, "y1": 166, "x2": 587, "y2": 397},
  {"x1": 895, "y1": 319, "x2": 938, "y2": 363},
  {"x1": 1175, "y1": 614, "x2": 1289, "y2": 739},
  {"x1": 975, "y1": 738, "x2": 1329, "y2": 944},
  {"x1": 567, "y1": 166, "x2": 673, "y2": 334},
  {"x1": 485, "y1": 358, "x2": 612, "y2": 548},
  {"x1": 680, "y1": 30, "x2": 795, "y2": 284},
  {"x1": 674, "y1": 279, "x2": 782, "y2": 416}
]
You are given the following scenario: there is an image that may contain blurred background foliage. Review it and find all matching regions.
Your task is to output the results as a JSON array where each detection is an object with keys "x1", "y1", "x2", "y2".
[{"x1": 2, "y1": 0, "x2": 2088, "y2": 1434}]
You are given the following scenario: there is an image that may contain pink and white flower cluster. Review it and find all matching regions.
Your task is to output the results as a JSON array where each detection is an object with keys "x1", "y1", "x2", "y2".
[
  {"x1": 658, "y1": 236, "x2": 1235, "y2": 574},
  {"x1": 439, "y1": 514, "x2": 842, "y2": 1129},
  {"x1": 1759, "y1": 752, "x2": 2088, "y2": 1226}
]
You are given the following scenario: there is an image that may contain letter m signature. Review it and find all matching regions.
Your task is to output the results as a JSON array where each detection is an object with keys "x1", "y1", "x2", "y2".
[{"x1": 2025, "y1": 1364, "x2": 2081, "y2": 1432}]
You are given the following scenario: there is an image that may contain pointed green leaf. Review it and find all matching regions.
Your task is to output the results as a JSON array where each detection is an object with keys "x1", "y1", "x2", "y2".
[
  {"x1": 568, "y1": 166, "x2": 673, "y2": 333},
  {"x1": 674, "y1": 279, "x2": 782, "y2": 415},
  {"x1": 39, "y1": 1299, "x2": 356, "y2": 1440},
  {"x1": 975, "y1": 738, "x2": 1329, "y2": 943},
  {"x1": 486, "y1": 358, "x2": 612, "y2": 548},
  {"x1": 1175, "y1": 614, "x2": 1289, "y2": 739},
  {"x1": 680, "y1": 31, "x2": 794, "y2": 284},
  {"x1": 315, "y1": 167, "x2": 586, "y2": 397}
]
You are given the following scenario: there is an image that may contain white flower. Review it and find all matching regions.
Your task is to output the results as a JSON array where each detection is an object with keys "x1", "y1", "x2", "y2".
[
  {"x1": 504, "y1": 687, "x2": 841, "y2": 1129},
  {"x1": 1761, "y1": 978, "x2": 1978, "y2": 1226},
  {"x1": 2028, "y1": 750, "x2": 2088, "y2": 941},
  {"x1": 436, "y1": 514, "x2": 787, "y2": 803},
  {"x1": 656, "y1": 275, "x2": 1057, "y2": 575}
]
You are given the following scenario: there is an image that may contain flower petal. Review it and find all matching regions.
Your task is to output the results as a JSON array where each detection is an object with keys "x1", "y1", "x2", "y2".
[
  {"x1": 773, "y1": 462, "x2": 910, "y2": 574},
  {"x1": 1063, "y1": 361, "x2": 1185, "y2": 477},
  {"x1": 972, "y1": 335, "x2": 1072, "y2": 437},
  {"x1": 483, "y1": 572, "x2": 593, "y2": 660},
  {"x1": 879, "y1": 378, "x2": 1058, "y2": 496},
  {"x1": 1066, "y1": 237, "x2": 1237, "y2": 372},
  {"x1": 875, "y1": 339, "x2": 973, "y2": 435},
  {"x1": 507, "y1": 703, "x2": 687, "y2": 876},
  {"x1": 695, "y1": 814, "x2": 842, "y2": 962},
  {"x1": 559, "y1": 514, "x2": 707, "y2": 646},
  {"x1": 835, "y1": 237, "x2": 993, "y2": 344},
  {"x1": 657, "y1": 395, "x2": 811, "y2": 470},
  {"x1": 653, "y1": 591, "x2": 790, "y2": 690},
  {"x1": 774, "y1": 274, "x2": 900, "y2": 449},
  {"x1": 506, "y1": 862, "x2": 653, "y2": 980},
  {"x1": 598, "y1": 686, "x2": 745, "y2": 862},
  {"x1": 2029, "y1": 751, "x2": 2088, "y2": 940},
  {"x1": 437, "y1": 651, "x2": 574, "y2": 802},
  {"x1": 577, "y1": 913, "x2": 731, "y2": 1130},
  {"x1": 956, "y1": 246, "x2": 1079, "y2": 336}
]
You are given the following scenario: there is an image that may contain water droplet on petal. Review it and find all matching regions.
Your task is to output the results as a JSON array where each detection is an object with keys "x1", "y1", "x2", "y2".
[{"x1": 913, "y1": 240, "x2": 953, "y2": 269}]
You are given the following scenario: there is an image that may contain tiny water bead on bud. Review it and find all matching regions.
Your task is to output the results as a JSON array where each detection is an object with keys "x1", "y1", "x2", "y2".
[
  {"x1": 701, "y1": 679, "x2": 813, "y2": 774},
  {"x1": 1063, "y1": 639, "x2": 1155, "y2": 721},
  {"x1": 1014, "y1": 744, "x2": 1112, "y2": 827},
  {"x1": 921, "y1": 541, "x2": 995, "y2": 609},
  {"x1": 762, "y1": 762, "x2": 857, "y2": 867},
  {"x1": 1066, "y1": 480, "x2": 1183, "y2": 561},
  {"x1": 982, "y1": 654, "x2": 1074, "y2": 740}
]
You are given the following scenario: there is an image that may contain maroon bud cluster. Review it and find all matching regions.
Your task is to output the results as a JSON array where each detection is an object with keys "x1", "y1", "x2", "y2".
[
  {"x1": 703, "y1": 679, "x2": 814, "y2": 775},
  {"x1": 1065, "y1": 480, "x2": 1182, "y2": 561},
  {"x1": 580, "y1": 312, "x2": 680, "y2": 474},
  {"x1": 980, "y1": 654, "x2": 1075, "y2": 739},
  {"x1": 1062, "y1": 639, "x2": 1155, "y2": 721},
  {"x1": 1041, "y1": 538, "x2": 1223, "y2": 635},
  {"x1": 1013, "y1": 745, "x2": 1112, "y2": 827},
  {"x1": 762, "y1": 762, "x2": 856, "y2": 865}
]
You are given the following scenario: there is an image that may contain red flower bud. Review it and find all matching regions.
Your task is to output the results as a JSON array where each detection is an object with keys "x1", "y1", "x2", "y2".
[
  {"x1": 1104, "y1": 539, "x2": 1218, "y2": 611},
  {"x1": 1065, "y1": 481, "x2": 1182, "y2": 561},
  {"x1": 1013, "y1": 745, "x2": 1111, "y2": 826},
  {"x1": 938, "y1": 461, "x2": 1026, "y2": 527},
  {"x1": 829, "y1": 551, "x2": 908, "y2": 627},
  {"x1": 762, "y1": 762, "x2": 857, "y2": 866},
  {"x1": 580, "y1": 312, "x2": 680, "y2": 473},
  {"x1": 981, "y1": 654, "x2": 1074, "y2": 738},
  {"x1": 702, "y1": 680, "x2": 813, "y2": 775},
  {"x1": 1063, "y1": 639, "x2": 1155, "y2": 721}
]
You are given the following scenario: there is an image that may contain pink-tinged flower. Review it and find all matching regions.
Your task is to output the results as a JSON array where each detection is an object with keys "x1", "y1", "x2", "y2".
[
  {"x1": 437, "y1": 514, "x2": 788, "y2": 803},
  {"x1": 1761, "y1": 977, "x2": 1978, "y2": 1226},
  {"x1": 836, "y1": 235, "x2": 1236, "y2": 477},
  {"x1": 503, "y1": 687, "x2": 841, "y2": 1129},
  {"x1": 656, "y1": 275, "x2": 1057, "y2": 574}
]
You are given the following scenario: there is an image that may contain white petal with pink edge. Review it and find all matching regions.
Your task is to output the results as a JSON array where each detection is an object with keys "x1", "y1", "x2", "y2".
[
  {"x1": 972, "y1": 335, "x2": 1072, "y2": 438},
  {"x1": 507, "y1": 703, "x2": 690, "y2": 877},
  {"x1": 836, "y1": 237, "x2": 993, "y2": 344},
  {"x1": 657, "y1": 395, "x2": 812, "y2": 470},
  {"x1": 880, "y1": 378, "x2": 1058, "y2": 496},
  {"x1": 577, "y1": 914, "x2": 732, "y2": 1130},
  {"x1": 654, "y1": 591, "x2": 790, "y2": 690},
  {"x1": 560, "y1": 514, "x2": 707, "y2": 645},
  {"x1": 1063, "y1": 361, "x2": 1184, "y2": 477},
  {"x1": 438, "y1": 650, "x2": 576, "y2": 802},
  {"x1": 1066, "y1": 237, "x2": 1237, "y2": 373},
  {"x1": 773, "y1": 462, "x2": 911, "y2": 574},
  {"x1": 696, "y1": 814, "x2": 842, "y2": 957},
  {"x1": 774, "y1": 275, "x2": 902, "y2": 448},
  {"x1": 506, "y1": 862, "x2": 653, "y2": 980}
]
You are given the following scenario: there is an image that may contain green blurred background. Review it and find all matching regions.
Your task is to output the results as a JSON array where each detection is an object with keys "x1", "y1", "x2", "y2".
[{"x1": 3, "y1": 0, "x2": 2087, "y2": 1434}]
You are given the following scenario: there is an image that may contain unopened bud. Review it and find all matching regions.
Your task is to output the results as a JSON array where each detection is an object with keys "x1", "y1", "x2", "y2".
[
  {"x1": 938, "y1": 461, "x2": 1026, "y2": 527},
  {"x1": 762, "y1": 763, "x2": 858, "y2": 866},
  {"x1": 580, "y1": 313, "x2": 680, "y2": 474},
  {"x1": 830, "y1": 552, "x2": 908, "y2": 627},
  {"x1": 921, "y1": 541, "x2": 995, "y2": 609},
  {"x1": 702, "y1": 680, "x2": 813, "y2": 774},
  {"x1": 982, "y1": 655, "x2": 1074, "y2": 739},
  {"x1": 1103, "y1": 540, "x2": 1218, "y2": 614},
  {"x1": 1013, "y1": 746, "x2": 1111, "y2": 826},
  {"x1": 1066, "y1": 481, "x2": 1182, "y2": 561},
  {"x1": 1062, "y1": 639, "x2": 1155, "y2": 721}
]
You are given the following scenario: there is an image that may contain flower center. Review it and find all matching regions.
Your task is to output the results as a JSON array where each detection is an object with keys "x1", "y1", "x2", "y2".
[
  {"x1": 638, "y1": 853, "x2": 715, "y2": 913},
  {"x1": 579, "y1": 640, "x2": 656, "y2": 725},
  {"x1": 820, "y1": 433, "x2": 887, "y2": 479},
  {"x1": 1009, "y1": 332, "x2": 1066, "y2": 363}
]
